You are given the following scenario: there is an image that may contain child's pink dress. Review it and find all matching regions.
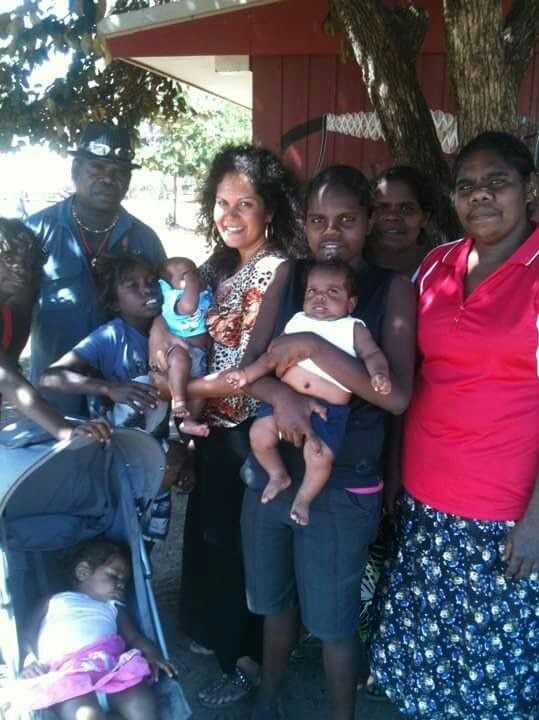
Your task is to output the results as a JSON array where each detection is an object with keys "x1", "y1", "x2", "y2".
[{"x1": 13, "y1": 592, "x2": 151, "y2": 710}]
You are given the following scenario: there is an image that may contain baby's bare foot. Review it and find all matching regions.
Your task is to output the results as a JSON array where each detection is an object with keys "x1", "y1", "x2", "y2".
[
  {"x1": 290, "y1": 494, "x2": 311, "y2": 526},
  {"x1": 179, "y1": 418, "x2": 210, "y2": 437},
  {"x1": 172, "y1": 399, "x2": 190, "y2": 418},
  {"x1": 261, "y1": 473, "x2": 291, "y2": 504}
]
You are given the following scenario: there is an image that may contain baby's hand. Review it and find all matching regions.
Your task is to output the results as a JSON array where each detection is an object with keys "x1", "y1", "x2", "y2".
[
  {"x1": 225, "y1": 368, "x2": 247, "y2": 389},
  {"x1": 20, "y1": 661, "x2": 49, "y2": 679},
  {"x1": 371, "y1": 372, "x2": 392, "y2": 395},
  {"x1": 183, "y1": 269, "x2": 202, "y2": 290}
]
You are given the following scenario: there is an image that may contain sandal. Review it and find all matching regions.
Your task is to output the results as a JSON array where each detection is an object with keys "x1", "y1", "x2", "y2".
[{"x1": 198, "y1": 666, "x2": 256, "y2": 708}]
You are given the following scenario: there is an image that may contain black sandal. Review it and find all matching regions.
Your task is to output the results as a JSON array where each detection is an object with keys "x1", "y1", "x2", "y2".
[{"x1": 198, "y1": 666, "x2": 257, "y2": 708}]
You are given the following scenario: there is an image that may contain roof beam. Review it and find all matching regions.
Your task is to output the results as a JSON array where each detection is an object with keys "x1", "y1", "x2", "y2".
[{"x1": 98, "y1": 0, "x2": 281, "y2": 38}]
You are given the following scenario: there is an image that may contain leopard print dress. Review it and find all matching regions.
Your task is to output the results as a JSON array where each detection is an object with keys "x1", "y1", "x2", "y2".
[{"x1": 200, "y1": 248, "x2": 286, "y2": 428}]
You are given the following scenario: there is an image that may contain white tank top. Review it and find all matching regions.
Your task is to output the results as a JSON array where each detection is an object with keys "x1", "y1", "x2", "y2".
[
  {"x1": 37, "y1": 592, "x2": 119, "y2": 664},
  {"x1": 283, "y1": 312, "x2": 363, "y2": 392}
]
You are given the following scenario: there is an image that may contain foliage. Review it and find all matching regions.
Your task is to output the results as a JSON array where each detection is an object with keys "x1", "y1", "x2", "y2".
[
  {"x1": 0, "y1": 0, "x2": 185, "y2": 153},
  {"x1": 139, "y1": 90, "x2": 251, "y2": 183}
]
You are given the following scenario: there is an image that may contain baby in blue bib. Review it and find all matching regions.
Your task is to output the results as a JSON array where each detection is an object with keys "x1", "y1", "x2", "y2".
[{"x1": 158, "y1": 257, "x2": 212, "y2": 436}]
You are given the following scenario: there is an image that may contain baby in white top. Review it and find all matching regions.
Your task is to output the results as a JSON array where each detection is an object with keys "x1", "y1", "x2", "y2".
[{"x1": 226, "y1": 259, "x2": 391, "y2": 525}]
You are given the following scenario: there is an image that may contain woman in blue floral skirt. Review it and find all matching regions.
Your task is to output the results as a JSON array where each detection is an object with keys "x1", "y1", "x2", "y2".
[{"x1": 370, "y1": 131, "x2": 539, "y2": 719}]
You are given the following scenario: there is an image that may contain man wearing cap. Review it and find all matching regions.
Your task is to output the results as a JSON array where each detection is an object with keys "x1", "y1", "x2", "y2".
[{"x1": 26, "y1": 122, "x2": 167, "y2": 416}]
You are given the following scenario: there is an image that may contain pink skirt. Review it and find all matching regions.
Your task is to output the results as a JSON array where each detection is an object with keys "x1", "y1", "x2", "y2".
[{"x1": 13, "y1": 634, "x2": 152, "y2": 710}]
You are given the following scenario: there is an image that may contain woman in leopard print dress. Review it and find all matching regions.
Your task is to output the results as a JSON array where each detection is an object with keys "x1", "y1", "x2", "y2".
[{"x1": 178, "y1": 145, "x2": 305, "y2": 708}]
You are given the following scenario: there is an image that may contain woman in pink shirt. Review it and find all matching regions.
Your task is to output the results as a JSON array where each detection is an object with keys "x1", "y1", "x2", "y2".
[{"x1": 371, "y1": 132, "x2": 539, "y2": 719}]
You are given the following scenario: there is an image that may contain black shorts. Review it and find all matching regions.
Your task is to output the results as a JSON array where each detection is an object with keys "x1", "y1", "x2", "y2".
[
  {"x1": 241, "y1": 483, "x2": 381, "y2": 640},
  {"x1": 256, "y1": 399, "x2": 350, "y2": 455}
]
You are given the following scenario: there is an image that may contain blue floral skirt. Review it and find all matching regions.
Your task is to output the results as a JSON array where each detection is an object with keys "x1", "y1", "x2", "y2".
[{"x1": 370, "y1": 493, "x2": 539, "y2": 720}]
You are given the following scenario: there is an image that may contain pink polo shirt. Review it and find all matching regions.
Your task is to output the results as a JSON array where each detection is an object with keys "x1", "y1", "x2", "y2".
[{"x1": 403, "y1": 227, "x2": 539, "y2": 521}]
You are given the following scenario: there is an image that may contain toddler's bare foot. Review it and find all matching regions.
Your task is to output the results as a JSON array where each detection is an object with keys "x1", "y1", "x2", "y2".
[
  {"x1": 172, "y1": 398, "x2": 190, "y2": 418},
  {"x1": 179, "y1": 418, "x2": 210, "y2": 437},
  {"x1": 261, "y1": 473, "x2": 291, "y2": 504},
  {"x1": 290, "y1": 494, "x2": 311, "y2": 526}
]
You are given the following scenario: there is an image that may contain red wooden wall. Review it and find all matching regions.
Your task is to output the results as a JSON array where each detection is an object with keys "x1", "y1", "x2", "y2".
[
  {"x1": 105, "y1": 0, "x2": 539, "y2": 180},
  {"x1": 253, "y1": 50, "x2": 539, "y2": 180}
]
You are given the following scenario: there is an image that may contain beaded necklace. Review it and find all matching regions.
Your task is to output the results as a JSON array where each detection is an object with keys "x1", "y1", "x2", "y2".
[{"x1": 72, "y1": 199, "x2": 119, "y2": 267}]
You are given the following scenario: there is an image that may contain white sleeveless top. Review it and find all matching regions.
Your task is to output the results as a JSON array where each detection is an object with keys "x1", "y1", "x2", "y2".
[
  {"x1": 37, "y1": 592, "x2": 119, "y2": 664},
  {"x1": 283, "y1": 312, "x2": 363, "y2": 392}
]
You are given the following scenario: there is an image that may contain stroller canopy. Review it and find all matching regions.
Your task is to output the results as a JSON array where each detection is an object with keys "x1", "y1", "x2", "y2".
[{"x1": 0, "y1": 428, "x2": 165, "y2": 551}]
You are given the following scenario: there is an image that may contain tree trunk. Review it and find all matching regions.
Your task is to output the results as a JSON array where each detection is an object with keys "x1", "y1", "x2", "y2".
[
  {"x1": 327, "y1": 0, "x2": 456, "y2": 236},
  {"x1": 443, "y1": 0, "x2": 539, "y2": 145},
  {"x1": 327, "y1": 0, "x2": 539, "y2": 240}
]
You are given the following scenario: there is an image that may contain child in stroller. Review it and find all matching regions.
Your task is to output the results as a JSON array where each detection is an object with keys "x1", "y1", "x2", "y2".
[{"x1": 17, "y1": 538, "x2": 176, "y2": 718}]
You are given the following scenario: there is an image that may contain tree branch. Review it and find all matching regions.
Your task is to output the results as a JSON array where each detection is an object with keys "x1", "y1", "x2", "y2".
[{"x1": 504, "y1": 0, "x2": 539, "y2": 82}]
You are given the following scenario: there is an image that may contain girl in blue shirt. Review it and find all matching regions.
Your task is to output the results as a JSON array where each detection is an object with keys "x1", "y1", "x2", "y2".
[
  {"x1": 40, "y1": 254, "x2": 174, "y2": 542},
  {"x1": 40, "y1": 253, "x2": 163, "y2": 424}
]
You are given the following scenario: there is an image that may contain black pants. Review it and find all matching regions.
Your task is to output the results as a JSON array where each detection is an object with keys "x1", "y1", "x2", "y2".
[{"x1": 179, "y1": 421, "x2": 263, "y2": 673}]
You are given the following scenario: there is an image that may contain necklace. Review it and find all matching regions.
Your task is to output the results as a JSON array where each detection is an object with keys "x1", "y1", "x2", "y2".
[
  {"x1": 72, "y1": 199, "x2": 118, "y2": 268},
  {"x1": 78, "y1": 226, "x2": 112, "y2": 268},
  {"x1": 72, "y1": 199, "x2": 119, "y2": 234}
]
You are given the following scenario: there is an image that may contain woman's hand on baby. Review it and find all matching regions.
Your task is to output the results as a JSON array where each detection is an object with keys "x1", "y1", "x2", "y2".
[
  {"x1": 272, "y1": 386, "x2": 326, "y2": 450},
  {"x1": 105, "y1": 381, "x2": 160, "y2": 411},
  {"x1": 20, "y1": 661, "x2": 49, "y2": 679},
  {"x1": 266, "y1": 333, "x2": 318, "y2": 378}
]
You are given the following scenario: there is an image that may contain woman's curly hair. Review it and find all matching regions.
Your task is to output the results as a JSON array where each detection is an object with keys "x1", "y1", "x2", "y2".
[
  {"x1": 0, "y1": 217, "x2": 44, "y2": 286},
  {"x1": 93, "y1": 253, "x2": 157, "y2": 318},
  {"x1": 198, "y1": 144, "x2": 307, "y2": 276}
]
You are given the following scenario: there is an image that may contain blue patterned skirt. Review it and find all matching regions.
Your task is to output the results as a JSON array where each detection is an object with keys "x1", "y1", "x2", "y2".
[{"x1": 370, "y1": 493, "x2": 539, "y2": 720}]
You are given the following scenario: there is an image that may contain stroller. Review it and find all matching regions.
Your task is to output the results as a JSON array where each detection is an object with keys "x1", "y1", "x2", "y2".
[{"x1": 0, "y1": 422, "x2": 191, "y2": 720}]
